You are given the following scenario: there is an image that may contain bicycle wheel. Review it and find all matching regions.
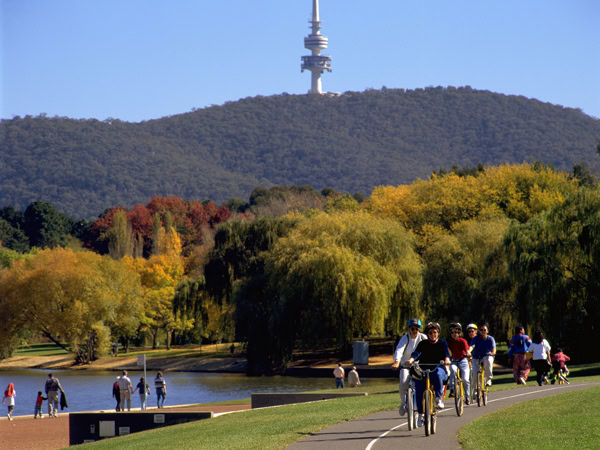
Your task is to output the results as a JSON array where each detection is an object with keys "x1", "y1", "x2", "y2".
[
  {"x1": 407, "y1": 386, "x2": 414, "y2": 431},
  {"x1": 476, "y1": 372, "x2": 482, "y2": 407},
  {"x1": 454, "y1": 377, "x2": 463, "y2": 416},
  {"x1": 482, "y1": 388, "x2": 488, "y2": 406},
  {"x1": 424, "y1": 391, "x2": 432, "y2": 437}
]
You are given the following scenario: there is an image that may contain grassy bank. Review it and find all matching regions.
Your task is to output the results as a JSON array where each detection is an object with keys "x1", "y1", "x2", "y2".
[
  {"x1": 80, "y1": 365, "x2": 600, "y2": 450},
  {"x1": 459, "y1": 387, "x2": 600, "y2": 449}
]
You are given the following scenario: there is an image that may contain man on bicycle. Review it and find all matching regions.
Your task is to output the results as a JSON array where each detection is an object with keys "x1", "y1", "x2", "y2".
[
  {"x1": 391, "y1": 318, "x2": 427, "y2": 417},
  {"x1": 466, "y1": 323, "x2": 478, "y2": 345},
  {"x1": 447, "y1": 322, "x2": 472, "y2": 405},
  {"x1": 469, "y1": 322, "x2": 496, "y2": 392},
  {"x1": 406, "y1": 322, "x2": 451, "y2": 427}
]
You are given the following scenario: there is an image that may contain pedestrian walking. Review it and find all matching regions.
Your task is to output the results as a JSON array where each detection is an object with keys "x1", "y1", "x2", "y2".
[
  {"x1": 3, "y1": 383, "x2": 16, "y2": 421},
  {"x1": 154, "y1": 371, "x2": 167, "y2": 408},
  {"x1": 133, "y1": 377, "x2": 151, "y2": 410},
  {"x1": 44, "y1": 373, "x2": 64, "y2": 418},
  {"x1": 117, "y1": 370, "x2": 133, "y2": 412},
  {"x1": 34, "y1": 391, "x2": 47, "y2": 418},
  {"x1": 112, "y1": 377, "x2": 121, "y2": 411}
]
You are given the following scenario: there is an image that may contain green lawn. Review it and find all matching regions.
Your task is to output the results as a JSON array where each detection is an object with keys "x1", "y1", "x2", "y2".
[
  {"x1": 459, "y1": 387, "x2": 600, "y2": 449},
  {"x1": 14, "y1": 342, "x2": 69, "y2": 356},
  {"x1": 79, "y1": 365, "x2": 600, "y2": 450}
]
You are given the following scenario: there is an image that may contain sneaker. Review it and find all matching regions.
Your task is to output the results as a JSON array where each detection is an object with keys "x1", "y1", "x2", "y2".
[
  {"x1": 486, "y1": 379, "x2": 492, "y2": 387},
  {"x1": 417, "y1": 414, "x2": 424, "y2": 427},
  {"x1": 436, "y1": 398, "x2": 445, "y2": 409},
  {"x1": 543, "y1": 376, "x2": 549, "y2": 385},
  {"x1": 399, "y1": 405, "x2": 406, "y2": 416},
  {"x1": 465, "y1": 397, "x2": 471, "y2": 405},
  {"x1": 8, "y1": 414, "x2": 13, "y2": 421},
  {"x1": 519, "y1": 377, "x2": 526, "y2": 385},
  {"x1": 448, "y1": 389, "x2": 455, "y2": 398}
]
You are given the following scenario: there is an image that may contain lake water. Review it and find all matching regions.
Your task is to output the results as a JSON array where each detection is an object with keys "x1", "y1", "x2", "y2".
[{"x1": 0, "y1": 369, "x2": 391, "y2": 418}]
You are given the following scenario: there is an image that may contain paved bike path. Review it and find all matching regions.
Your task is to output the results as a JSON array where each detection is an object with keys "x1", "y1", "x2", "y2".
[{"x1": 287, "y1": 382, "x2": 599, "y2": 450}]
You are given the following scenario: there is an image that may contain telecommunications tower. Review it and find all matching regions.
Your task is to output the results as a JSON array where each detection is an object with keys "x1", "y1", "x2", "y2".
[{"x1": 301, "y1": 0, "x2": 332, "y2": 94}]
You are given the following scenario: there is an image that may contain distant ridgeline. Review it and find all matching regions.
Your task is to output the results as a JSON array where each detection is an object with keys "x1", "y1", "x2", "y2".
[{"x1": 2, "y1": 86, "x2": 599, "y2": 219}]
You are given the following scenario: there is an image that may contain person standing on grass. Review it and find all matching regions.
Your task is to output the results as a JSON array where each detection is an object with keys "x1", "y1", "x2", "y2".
[
  {"x1": 333, "y1": 362, "x2": 345, "y2": 388},
  {"x1": 44, "y1": 373, "x2": 63, "y2": 418},
  {"x1": 3, "y1": 382, "x2": 16, "y2": 421},
  {"x1": 529, "y1": 329, "x2": 552, "y2": 386},
  {"x1": 348, "y1": 366, "x2": 361, "y2": 387},
  {"x1": 508, "y1": 325, "x2": 531, "y2": 385},
  {"x1": 133, "y1": 377, "x2": 151, "y2": 410},
  {"x1": 118, "y1": 370, "x2": 133, "y2": 412},
  {"x1": 155, "y1": 371, "x2": 167, "y2": 408}
]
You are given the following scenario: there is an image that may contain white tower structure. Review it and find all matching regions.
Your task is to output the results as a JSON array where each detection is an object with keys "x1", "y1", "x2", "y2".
[{"x1": 301, "y1": 0, "x2": 332, "y2": 94}]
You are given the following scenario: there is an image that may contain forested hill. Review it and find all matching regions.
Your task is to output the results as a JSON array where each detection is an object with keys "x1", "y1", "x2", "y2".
[{"x1": 2, "y1": 86, "x2": 599, "y2": 219}]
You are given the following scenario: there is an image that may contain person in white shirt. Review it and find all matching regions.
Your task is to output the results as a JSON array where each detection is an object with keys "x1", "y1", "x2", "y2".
[
  {"x1": 529, "y1": 329, "x2": 552, "y2": 386},
  {"x1": 333, "y1": 362, "x2": 345, "y2": 388},
  {"x1": 348, "y1": 366, "x2": 361, "y2": 387},
  {"x1": 117, "y1": 370, "x2": 133, "y2": 411},
  {"x1": 391, "y1": 318, "x2": 427, "y2": 417}
]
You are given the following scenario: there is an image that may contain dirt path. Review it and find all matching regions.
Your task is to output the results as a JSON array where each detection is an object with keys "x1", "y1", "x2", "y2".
[
  {"x1": 0, "y1": 404, "x2": 250, "y2": 450},
  {"x1": 287, "y1": 382, "x2": 599, "y2": 450}
]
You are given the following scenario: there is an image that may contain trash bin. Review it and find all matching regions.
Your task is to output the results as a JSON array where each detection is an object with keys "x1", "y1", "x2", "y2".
[{"x1": 352, "y1": 341, "x2": 369, "y2": 365}]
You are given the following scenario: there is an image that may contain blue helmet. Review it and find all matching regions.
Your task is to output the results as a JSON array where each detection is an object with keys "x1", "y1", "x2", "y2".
[{"x1": 407, "y1": 318, "x2": 422, "y2": 329}]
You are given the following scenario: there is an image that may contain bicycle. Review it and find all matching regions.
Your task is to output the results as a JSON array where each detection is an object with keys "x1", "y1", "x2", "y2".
[
  {"x1": 414, "y1": 362, "x2": 445, "y2": 436},
  {"x1": 474, "y1": 359, "x2": 489, "y2": 407},
  {"x1": 405, "y1": 375, "x2": 418, "y2": 430},
  {"x1": 450, "y1": 360, "x2": 466, "y2": 416}
]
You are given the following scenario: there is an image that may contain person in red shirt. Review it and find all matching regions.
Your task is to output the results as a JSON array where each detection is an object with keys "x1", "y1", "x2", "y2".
[
  {"x1": 551, "y1": 348, "x2": 570, "y2": 384},
  {"x1": 447, "y1": 323, "x2": 472, "y2": 405}
]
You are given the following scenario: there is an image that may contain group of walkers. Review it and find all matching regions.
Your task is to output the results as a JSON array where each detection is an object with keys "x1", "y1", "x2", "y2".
[
  {"x1": 508, "y1": 326, "x2": 570, "y2": 386},
  {"x1": 2, "y1": 373, "x2": 67, "y2": 421},
  {"x1": 391, "y1": 318, "x2": 569, "y2": 428},
  {"x1": 112, "y1": 370, "x2": 167, "y2": 412}
]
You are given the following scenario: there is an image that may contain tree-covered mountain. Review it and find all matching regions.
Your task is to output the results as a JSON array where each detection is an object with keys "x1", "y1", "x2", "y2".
[{"x1": 2, "y1": 86, "x2": 599, "y2": 219}]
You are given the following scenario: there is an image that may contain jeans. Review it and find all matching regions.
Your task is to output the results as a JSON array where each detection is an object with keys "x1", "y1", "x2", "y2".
[
  {"x1": 139, "y1": 394, "x2": 147, "y2": 410},
  {"x1": 34, "y1": 404, "x2": 43, "y2": 418},
  {"x1": 335, "y1": 377, "x2": 344, "y2": 389},
  {"x1": 414, "y1": 366, "x2": 448, "y2": 414},
  {"x1": 450, "y1": 358, "x2": 471, "y2": 398},
  {"x1": 156, "y1": 388, "x2": 166, "y2": 408}
]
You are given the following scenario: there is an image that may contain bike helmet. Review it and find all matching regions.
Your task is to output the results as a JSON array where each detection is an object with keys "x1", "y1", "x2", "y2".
[
  {"x1": 424, "y1": 322, "x2": 441, "y2": 334},
  {"x1": 407, "y1": 318, "x2": 422, "y2": 329},
  {"x1": 466, "y1": 323, "x2": 478, "y2": 331},
  {"x1": 449, "y1": 322, "x2": 462, "y2": 332},
  {"x1": 409, "y1": 362, "x2": 424, "y2": 380}
]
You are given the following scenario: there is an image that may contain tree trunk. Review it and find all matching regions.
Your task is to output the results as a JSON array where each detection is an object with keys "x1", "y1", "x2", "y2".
[{"x1": 43, "y1": 332, "x2": 71, "y2": 353}]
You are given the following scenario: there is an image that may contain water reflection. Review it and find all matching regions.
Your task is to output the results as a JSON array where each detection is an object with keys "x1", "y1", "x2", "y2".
[{"x1": 0, "y1": 369, "x2": 391, "y2": 418}]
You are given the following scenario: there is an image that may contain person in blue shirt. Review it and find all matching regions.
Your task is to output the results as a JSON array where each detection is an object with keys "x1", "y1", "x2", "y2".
[
  {"x1": 469, "y1": 322, "x2": 496, "y2": 392},
  {"x1": 507, "y1": 325, "x2": 531, "y2": 385}
]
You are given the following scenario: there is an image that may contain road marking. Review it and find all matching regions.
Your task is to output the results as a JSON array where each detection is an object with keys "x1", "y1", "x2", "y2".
[{"x1": 365, "y1": 384, "x2": 582, "y2": 450}]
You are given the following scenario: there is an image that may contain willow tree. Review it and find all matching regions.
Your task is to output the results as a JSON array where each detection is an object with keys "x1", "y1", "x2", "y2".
[
  {"x1": 504, "y1": 188, "x2": 600, "y2": 360},
  {"x1": 261, "y1": 210, "x2": 422, "y2": 371}
]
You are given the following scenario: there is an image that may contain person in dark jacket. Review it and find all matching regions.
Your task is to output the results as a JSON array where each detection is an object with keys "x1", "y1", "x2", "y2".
[{"x1": 112, "y1": 377, "x2": 121, "y2": 411}]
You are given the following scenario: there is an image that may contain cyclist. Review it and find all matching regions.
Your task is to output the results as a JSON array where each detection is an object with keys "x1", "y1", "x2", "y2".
[
  {"x1": 391, "y1": 318, "x2": 427, "y2": 417},
  {"x1": 466, "y1": 323, "x2": 478, "y2": 345},
  {"x1": 447, "y1": 322, "x2": 472, "y2": 405},
  {"x1": 507, "y1": 325, "x2": 531, "y2": 385},
  {"x1": 551, "y1": 348, "x2": 570, "y2": 384},
  {"x1": 406, "y1": 322, "x2": 451, "y2": 427},
  {"x1": 469, "y1": 322, "x2": 496, "y2": 391}
]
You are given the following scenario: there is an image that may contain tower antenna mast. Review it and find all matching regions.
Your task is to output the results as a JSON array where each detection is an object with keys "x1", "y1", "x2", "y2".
[{"x1": 301, "y1": 0, "x2": 332, "y2": 94}]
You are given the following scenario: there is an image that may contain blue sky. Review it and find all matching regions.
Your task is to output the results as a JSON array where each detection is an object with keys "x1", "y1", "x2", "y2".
[{"x1": 2, "y1": 0, "x2": 599, "y2": 122}]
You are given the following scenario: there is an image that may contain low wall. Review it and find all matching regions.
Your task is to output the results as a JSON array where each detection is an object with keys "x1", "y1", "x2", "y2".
[
  {"x1": 69, "y1": 411, "x2": 212, "y2": 445},
  {"x1": 251, "y1": 392, "x2": 367, "y2": 409}
]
